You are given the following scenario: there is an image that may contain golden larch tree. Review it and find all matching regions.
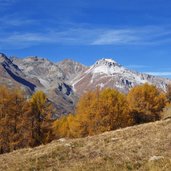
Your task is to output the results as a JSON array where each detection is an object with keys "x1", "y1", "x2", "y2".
[{"x1": 127, "y1": 83, "x2": 166, "y2": 123}]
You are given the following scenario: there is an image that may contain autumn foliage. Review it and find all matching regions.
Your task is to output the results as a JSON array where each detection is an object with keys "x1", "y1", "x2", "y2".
[
  {"x1": 54, "y1": 88, "x2": 131, "y2": 138},
  {"x1": 0, "y1": 86, "x2": 54, "y2": 154},
  {"x1": 0, "y1": 86, "x2": 26, "y2": 153},
  {"x1": 54, "y1": 84, "x2": 167, "y2": 138},
  {"x1": 0, "y1": 84, "x2": 167, "y2": 154},
  {"x1": 127, "y1": 84, "x2": 166, "y2": 123}
]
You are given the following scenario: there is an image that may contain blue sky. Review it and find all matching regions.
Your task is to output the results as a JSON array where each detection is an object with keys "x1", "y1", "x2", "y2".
[{"x1": 0, "y1": 0, "x2": 171, "y2": 77}]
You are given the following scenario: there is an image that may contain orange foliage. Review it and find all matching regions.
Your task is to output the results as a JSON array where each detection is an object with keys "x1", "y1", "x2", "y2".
[
  {"x1": 0, "y1": 87, "x2": 54, "y2": 154},
  {"x1": 127, "y1": 83, "x2": 166, "y2": 123},
  {"x1": 54, "y1": 88, "x2": 133, "y2": 138}
]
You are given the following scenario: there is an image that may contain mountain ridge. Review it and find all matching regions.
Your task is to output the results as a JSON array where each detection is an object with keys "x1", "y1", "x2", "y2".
[
  {"x1": 1, "y1": 53, "x2": 171, "y2": 115},
  {"x1": 72, "y1": 58, "x2": 170, "y2": 95}
]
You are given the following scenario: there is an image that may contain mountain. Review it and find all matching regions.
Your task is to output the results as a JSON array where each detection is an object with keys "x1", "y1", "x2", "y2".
[
  {"x1": 11, "y1": 57, "x2": 87, "y2": 85},
  {"x1": 0, "y1": 53, "x2": 38, "y2": 94},
  {"x1": 56, "y1": 59, "x2": 88, "y2": 82},
  {"x1": 0, "y1": 53, "x2": 170, "y2": 115},
  {"x1": 11, "y1": 56, "x2": 87, "y2": 116},
  {"x1": 0, "y1": 119, "x2": 170, "y2": 170},
  {"x1": 72, "y1": 58, "x2": 170, "y2": 95},
  {"x1": 11, "y1": 56, "x2": 86, "y2": 116}
]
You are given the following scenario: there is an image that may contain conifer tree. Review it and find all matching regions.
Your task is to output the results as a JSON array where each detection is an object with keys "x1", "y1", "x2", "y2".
[
  {"x1": 0, "y1": 86, "x2": 27, "y2": 153},
  {"x1": 28, "y1": 91, "x2": 54, "y2": 146},
  {"x1": 8, "y1": 89, "x2": 26, "y2": 151},
  {"x1": 0, "y1": 86, "x2": 11, "y2": 153},
  {"x1": 127, "y1": 83, "x2": 166, "y2": 123},
  {"x1": 0, "y1": 87, "x2": 55, "y2": 154},
  {"x1": 53, "y1": 88, "x2": 133, "y2": 138}
]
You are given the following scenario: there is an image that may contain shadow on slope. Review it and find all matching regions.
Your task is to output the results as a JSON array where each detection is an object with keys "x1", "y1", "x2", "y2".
[{"x1": 3, "y1": 64, "x2": 36, "y2": 91}]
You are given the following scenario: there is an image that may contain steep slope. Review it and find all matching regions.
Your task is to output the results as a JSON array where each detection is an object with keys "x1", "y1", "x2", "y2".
[
  {"x1": 56, "y1": 59, "x2": 88, "y2": 82},
  {"x1": 72, "y1": 58, "x2": 170, "y2": 95},
  {"x1": 0, "y1": 54, "x2": 80, "y2": 115},
  {"x1": 11, "y1": 56, "x2": 80, "y2": 115},
  {"x1": 0, "y1": 53, "x2": 37, "y2": 94},
  {"x1": 12, "y1": 57, "x2": 87, "y2": 87},
  {"x1": 0, "y1": 119, "x2": 170, "y2": 171},
  {"x1": 11, "y1": 56, "x2": 65, "y2": 87}
]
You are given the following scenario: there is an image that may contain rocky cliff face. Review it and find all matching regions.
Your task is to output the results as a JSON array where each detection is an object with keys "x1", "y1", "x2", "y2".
[
  {"x1": 11, "y1": 56, "x2": 84, "y2": 116},
  {"x1": 56, "y1": 59, "x2": 88, "y2": 82},
  {"x1": 0, "y1": 53, "x2": 37, "y2": 94}
]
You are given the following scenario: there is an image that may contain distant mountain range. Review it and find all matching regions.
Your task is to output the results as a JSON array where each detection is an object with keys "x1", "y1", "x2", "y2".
[{"x1": 0, "y1": 53, "x2": 170, "y2": 115}]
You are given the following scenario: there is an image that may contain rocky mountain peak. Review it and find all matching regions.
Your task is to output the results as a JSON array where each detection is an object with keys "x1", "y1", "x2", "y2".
[
  {"x1": 0, "y1": 53, "x2": 7, "y2": 58},
  {"x1": 57, "y1": 59, "x2": 88, "y2": 81},
  {"x1": 89, "y1": 58, "x2": 124, "y2": 75},
  {"x1": 0, "y1": 53, "x2": 11, "y2": 63},
  {"x1": 25, "y1": 56, "x2": 38, "y2": 60},
  {"x1": 60, "y1": 59, "x2": 76, "y2": 63},
  {"x1": 57, "y1": 58, "x2": 87, "y2": 68},
  {"x1": 23, "y1": 56, "x2": 52, "y2": 64},
  {"x1": 95, "y1": 58, "x2": 120, "y2": 67},
  {"x1": 0, "y1": 53, "x2": 21, "y2": 72}
]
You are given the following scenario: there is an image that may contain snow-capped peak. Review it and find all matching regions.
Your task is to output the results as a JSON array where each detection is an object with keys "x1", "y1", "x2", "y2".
[
  {"x1": 103, "y1": 58, "x2": 117, "y2": 63},
  {"x1": 89, "y1": 58, "x2": 124, "y2": 75},
  {"x1": 95, "y1": 58, "x2": 118, "y2": 65}
]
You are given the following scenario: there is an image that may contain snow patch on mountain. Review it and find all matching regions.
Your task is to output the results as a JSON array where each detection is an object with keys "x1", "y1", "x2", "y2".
[
  {"x1": 72, "y1": 58, "x2": 171, "y2": 95},
  {"x1": 103, "y1": 58, "x2": 117, "y2": 63},
  {"x1": 93, "y1": 65, "x2": 125, "y2": 75},
  {"x1": 87, "y1": 58, "x2": 125, "y2": 75}
]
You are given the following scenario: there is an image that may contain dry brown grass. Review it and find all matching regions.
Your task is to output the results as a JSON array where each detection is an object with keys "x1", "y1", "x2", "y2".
[{"x1": 0, "y1": 119, "x2": 171, "y2": 171}]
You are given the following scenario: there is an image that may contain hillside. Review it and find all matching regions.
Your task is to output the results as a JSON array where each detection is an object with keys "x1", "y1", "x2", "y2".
[{"x1": 0, "y1": 119, "x2": 171, "y2": 171}]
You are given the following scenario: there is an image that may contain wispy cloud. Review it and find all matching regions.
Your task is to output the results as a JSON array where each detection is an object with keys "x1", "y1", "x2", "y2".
[
  {"x1": 0, "y1": 32, "x2": 55, "y2": 49},
  {"x1": 91, "y1": 29, "x2": 140, "y2": 45},
  {"x1": 1, "y1": 25, "x2": 171, "y2": 49},
  {"x1": 0, "y1": 28, "x2": 97, "y2": 49},
  {"x1": 145, "y1": 72, "x2": 171, "y2": 76},
  {"x1": 127, "y1": 65, "x2": 150, "y2": 69},
  {"x1": 91, "y1": 26, "x2": 171, "y2": 45}
]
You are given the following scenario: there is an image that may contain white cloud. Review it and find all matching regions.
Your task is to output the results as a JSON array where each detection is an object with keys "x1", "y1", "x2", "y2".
[
  {"x1": 91, "y1": 26, "x2": 171, "y2": 45},
  {"x1": 127, "y1": 65, "x2": 149, "y2": 69},
  {"x1": 0, "y1": 28, "x2": 98, "y2": 49},
  {"x1": 91, "y1": 29, "x2": 140, "y2": 45},
  {"x1": 145, "y1": 72, "x2": 171, "y2": 76},
  {"x1": 0, "y1": 25, "x2": 171, "y2": 49}
]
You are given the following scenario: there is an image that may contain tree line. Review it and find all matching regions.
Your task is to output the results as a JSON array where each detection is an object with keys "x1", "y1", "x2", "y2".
[
  {"x1": 54, "y1": 84, "x2": 167, "y2": 138},
  {"x1": 0, "y1": 83, "x2": 170, "y2": 154}
]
